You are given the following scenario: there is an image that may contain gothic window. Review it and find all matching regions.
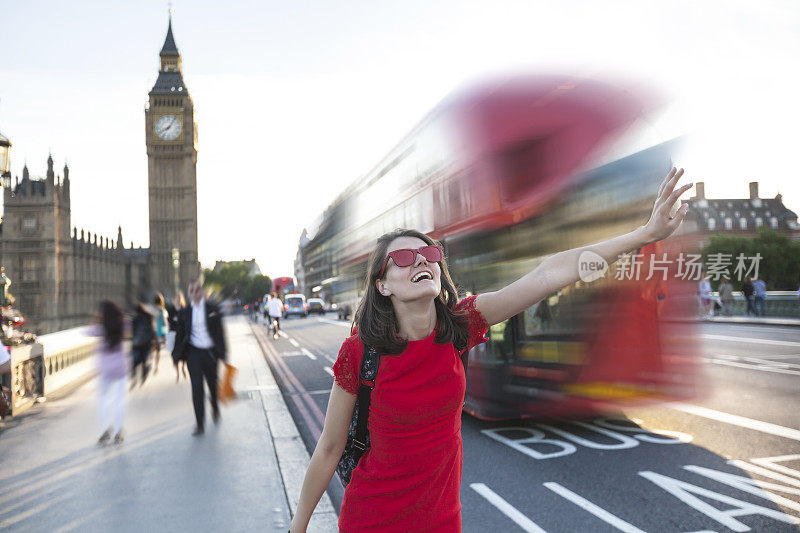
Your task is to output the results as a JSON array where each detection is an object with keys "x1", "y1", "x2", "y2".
[
  {"x1": 724, "y1": 217, "x2": 732, "y2": 229},
  {"x1": 22, "y1": 257, "x2": 38, "y2": 281},
  {"x1": 755, "y1": 217, "x2": 763, "y2": 227},
  {"x1": 707, "y1": 218, "x2": 716, "y2": 230},
  {"x1": 22, "y1": 215, "x2": 37, "y2": 234},
  {"x1": 740, "y1": 218, "x2": 747, "y2": 230},
  {"x1": 770, "y1": 217, "x2": 778, "y2": 228}
]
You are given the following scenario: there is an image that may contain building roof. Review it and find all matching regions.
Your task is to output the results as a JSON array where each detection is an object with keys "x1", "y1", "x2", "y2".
[
  {"x1": 150, "y1": 71, "x2": 187, "y2": 95},
  {"x1": 160, "y1": 18, "x2": 179, "y2": 57},
  {"x1": 683, "y1": 188, "x2": 799, "y2": 233}
]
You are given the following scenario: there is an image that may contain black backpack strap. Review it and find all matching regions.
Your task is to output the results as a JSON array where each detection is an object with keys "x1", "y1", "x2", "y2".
[{"x1": 352, "y1": 344, "x2": 380, "y2": 456}]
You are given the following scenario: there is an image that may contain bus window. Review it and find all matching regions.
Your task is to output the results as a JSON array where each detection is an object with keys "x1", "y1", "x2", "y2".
[{"x1": 470, "y1": 319, "x2": 512, "y2": 364}]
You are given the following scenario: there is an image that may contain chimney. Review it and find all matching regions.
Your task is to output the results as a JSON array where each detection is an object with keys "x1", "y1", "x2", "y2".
[
  {"x1": 749, "y1": 181, "x2": 759, "y2": 200},
  {"x1": 694, "y1": 182, "x2": 705, "y2": 199}
]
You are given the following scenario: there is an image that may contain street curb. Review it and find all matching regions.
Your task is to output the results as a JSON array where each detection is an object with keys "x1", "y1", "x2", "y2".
[{"x1": 248, "y1": 321, "x2": 339, "y2": 532}]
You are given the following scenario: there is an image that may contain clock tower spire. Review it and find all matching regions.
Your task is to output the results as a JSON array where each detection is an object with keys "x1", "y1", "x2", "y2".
[{"x1": 145, "y1": 15, "x2": 200, "y2": 296}]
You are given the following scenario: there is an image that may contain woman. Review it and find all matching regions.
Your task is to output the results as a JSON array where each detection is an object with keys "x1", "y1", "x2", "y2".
[
  {"x1": 88, "y1": 300, "x2": 128, "y2": 445},
  {"x1": 151, "y1": 293, "x2": 169, "y2": 374},
  {"x1": 290, "y1": 168, "x2": 692, "y2": 532},
  {"x1": 130, "y1": 302, "x2": 155, "y2": 388}
]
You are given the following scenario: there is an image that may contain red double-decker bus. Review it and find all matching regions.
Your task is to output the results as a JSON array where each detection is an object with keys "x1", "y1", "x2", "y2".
[
  {"x1": 306, "y1": 75, "x2": 701, "y2": 419},
  {"x1": 271, "y1": 277, "x2": 295, "y2": 296}
]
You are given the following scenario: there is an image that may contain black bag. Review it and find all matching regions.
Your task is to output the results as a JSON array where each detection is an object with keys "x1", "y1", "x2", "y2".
[{"x1": 336, "y1": 345, "x2": 380, "y2": 486}]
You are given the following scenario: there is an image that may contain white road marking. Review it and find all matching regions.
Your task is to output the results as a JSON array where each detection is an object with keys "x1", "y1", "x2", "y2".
[
  {"x1": 543, "y1": 482, "x2": 646, "y2": 533},
  {"x1": 278, "y1": 330, "x2": 288, "y2": 339},
  {"x1": 727, "y1": 460, "x2": 800, "y2": 488},
  {"x1": 288, "y1": 338, "x2": 299, "y2": 347},
  {"x1": 323, "y1": 366, "x2": 334, "y2": 377},
  {"x1": 701, "y1": 333, "x2": 800, "y2": 347},
  {"x1": 301, "y1": 348, "x2": 317, "y2": 361},
  {"x1": 318, "y1": 318, "x2": 351, "y2": 328},
  {"x1": 708, "y1": 359, "x2": 800, "y2": 376},
  {"x1": 640, "y1": 470, "x2": 800, "y2": 531},
  {"x1": 281, "y1": 351, "x2": 304, "y2": 357},
  {"x1": 668, "y1": 403, "x2": 800, "y2": 441},
  {"x1": 749, "y1": 454, "x2": 800, "y2": 479},
  {"x1": 469, "y1": 483, "x2": 548, "y2": 533}
]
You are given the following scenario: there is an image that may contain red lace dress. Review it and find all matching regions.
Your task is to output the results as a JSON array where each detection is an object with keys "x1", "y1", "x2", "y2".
[{"x1": 332, "y1": 295, "x2": 489, "y2": 533}]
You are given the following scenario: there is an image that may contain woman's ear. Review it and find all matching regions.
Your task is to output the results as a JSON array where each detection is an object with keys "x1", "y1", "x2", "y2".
[{"x1": 375, "y1": 278, "x2": 391, "y2": 297}]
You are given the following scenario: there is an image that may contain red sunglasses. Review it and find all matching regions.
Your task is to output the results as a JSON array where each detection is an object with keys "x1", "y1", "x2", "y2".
[{"x1": 378, "y1": 245, "x2": 443, "y2": 279}]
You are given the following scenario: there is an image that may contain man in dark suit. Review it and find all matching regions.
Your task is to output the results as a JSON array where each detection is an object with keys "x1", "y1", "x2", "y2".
[{"x1": 172, "y1": 279, "x2": 227, "y2": 435}]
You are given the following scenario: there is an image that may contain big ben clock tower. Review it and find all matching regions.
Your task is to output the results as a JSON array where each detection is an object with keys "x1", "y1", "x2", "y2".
[{"x1": 145, "y1": 16, "x2": 200, "y2": 295}]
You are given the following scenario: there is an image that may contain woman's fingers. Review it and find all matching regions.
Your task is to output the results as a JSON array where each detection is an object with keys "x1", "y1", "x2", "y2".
[
  {"x1": 660, "y1": 168, "x2": 684, "y2": 202},
  {"x1": 657, "y1": 167, "x2": 677, "y2": 198},
  {"x1": 665, "y1": 181, "x2": 693, "y2": 209}
]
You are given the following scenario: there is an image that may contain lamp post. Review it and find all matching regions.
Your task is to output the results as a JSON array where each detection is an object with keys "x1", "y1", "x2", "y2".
[
  {"x1": 172, "y1": 248, "x2": 180, "y2": 297},
  {"x1": 0, "y1": 130, "x2": 11, "y2": 189}
]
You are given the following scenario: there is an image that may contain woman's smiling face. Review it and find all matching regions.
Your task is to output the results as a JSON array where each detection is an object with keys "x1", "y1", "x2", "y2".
[{"x1": 377, "y1": 236, "x2": 442, "y2": 302}]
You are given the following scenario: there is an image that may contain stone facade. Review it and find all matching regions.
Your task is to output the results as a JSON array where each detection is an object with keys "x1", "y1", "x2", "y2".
[
  {"x1": 0, "y1": 18, "x2": 199, "y2": 334},
  {"x1": 0, "y1": 157, "x2": 149, "y2": 333}
]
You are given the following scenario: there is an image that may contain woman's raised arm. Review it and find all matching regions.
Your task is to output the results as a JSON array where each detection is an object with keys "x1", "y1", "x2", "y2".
[
  {"x1": 290, "y1": 382, "x2": 356, "y2": 532},
  {"x1": 476, "y1": 168, "x2": 692, "y2": 326}
]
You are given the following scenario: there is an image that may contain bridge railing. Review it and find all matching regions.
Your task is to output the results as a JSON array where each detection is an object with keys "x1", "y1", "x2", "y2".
[
  {"x1": 709, "y1": 290, "x2": 800, "y2": 317},
  {"x1": 5, "y1": 325, "x2": 99, "y2": 416}
]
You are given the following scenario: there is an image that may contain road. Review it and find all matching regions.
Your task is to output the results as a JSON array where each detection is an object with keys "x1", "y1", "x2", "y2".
[{"x1": 252, "y1": 315, "x2": 800, "y2": 533}]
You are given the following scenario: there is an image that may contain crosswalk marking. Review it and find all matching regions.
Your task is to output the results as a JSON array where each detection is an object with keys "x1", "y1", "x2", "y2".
[
  {"x1": 301, "y1": 348, "x2": 317, "y2": 360},
  {"x1": 323, "y1": 366, "x2": 334, "y2": 377}
]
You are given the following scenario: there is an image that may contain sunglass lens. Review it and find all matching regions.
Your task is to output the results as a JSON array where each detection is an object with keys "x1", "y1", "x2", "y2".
[
  {"x1": 421, "y1": 246, "x2": 442, "y2": 262},
  {"x1": 393, "y1": 250, "x2": 417, "y2": 267}
]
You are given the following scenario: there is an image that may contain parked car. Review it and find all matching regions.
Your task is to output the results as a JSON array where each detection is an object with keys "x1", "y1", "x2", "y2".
[
  {"x1": 307, "y1": 298, "x2": 325, "y2": 315},
  {"x1": 283, "y1": 294, "x2": 307, "y2": 318}
]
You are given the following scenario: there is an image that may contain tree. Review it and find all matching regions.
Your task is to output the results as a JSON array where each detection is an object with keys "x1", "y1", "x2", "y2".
[{"x1": 702, "y1": 227, "x2": 800, "y2": 290}]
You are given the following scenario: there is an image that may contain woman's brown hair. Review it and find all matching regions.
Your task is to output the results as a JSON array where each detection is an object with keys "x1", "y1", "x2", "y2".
[{"x1": 353, "y1": 229, "x2": 470, "y2": 355}]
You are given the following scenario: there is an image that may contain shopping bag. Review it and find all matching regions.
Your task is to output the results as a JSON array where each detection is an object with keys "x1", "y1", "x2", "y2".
[{"x1": 218, "y1": 363, "x2": 238, "y2": 404}]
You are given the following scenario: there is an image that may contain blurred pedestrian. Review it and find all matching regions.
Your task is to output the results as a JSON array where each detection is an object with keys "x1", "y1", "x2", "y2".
[
  {"x1": 172, "y1": 279, "x2": 228, "y2": 436},
  {"x1": 167, "y1": 291, "x2": 187, "y2": 382},
  {"x1": 88, "y1": 300, "x2": 128, "y2": 445},
  {"x1": 151, "y1": 293, "x2": 169, "y2": 374},
  {"x1": 267, "y1": 293, "x2": 284, "y2": 337},
  {"x1": 698, "y1": 275, "x2": 713, "y2": 319},
  {"x1": 0, "y1": 341, "x2": 9, "y2": 376},
  {"x1": 718, "y1": 277, "x2": 734, "y2": 317},
  {"x1": 0, "y1": 342, "x2": 10, "y2": 418},
  {"x1": 742, "y1": 277, "x2": 756, "y2": 316},
  {"x1": 752, "y1": 277, "x2": 767, "y2": 317},
  {"x1": 130, "y1": 302, "x2": 155, "y2": 389}
]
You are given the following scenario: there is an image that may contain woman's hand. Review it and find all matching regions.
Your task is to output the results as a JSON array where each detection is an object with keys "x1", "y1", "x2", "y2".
[{"x1": 640, "y1": 167, "x2": 692, "y2": 244}]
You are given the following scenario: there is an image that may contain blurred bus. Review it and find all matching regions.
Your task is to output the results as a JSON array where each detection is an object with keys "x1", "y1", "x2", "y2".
[{"x1": 300, "y1": 76, "x2": 701, "y2": 419}]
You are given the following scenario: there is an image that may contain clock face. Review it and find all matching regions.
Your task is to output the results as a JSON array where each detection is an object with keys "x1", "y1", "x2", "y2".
[{"x1": 155, "y1": 114, "x2": 182, "y2": 141}]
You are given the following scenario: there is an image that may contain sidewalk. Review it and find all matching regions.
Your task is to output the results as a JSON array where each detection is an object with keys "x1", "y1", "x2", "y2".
[{"x1": 0, "y1": 316, "x2": 336, "y2": 532}]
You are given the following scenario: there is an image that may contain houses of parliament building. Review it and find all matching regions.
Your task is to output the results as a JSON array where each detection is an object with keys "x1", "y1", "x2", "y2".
[{"x1": 0, "y1": 18, "x2": 200, "y2": 334}]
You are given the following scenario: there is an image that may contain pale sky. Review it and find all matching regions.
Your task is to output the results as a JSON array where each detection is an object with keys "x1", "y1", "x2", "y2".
[{"x1": 2, "y1": 0, "x2": 798, "y2": 278}]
